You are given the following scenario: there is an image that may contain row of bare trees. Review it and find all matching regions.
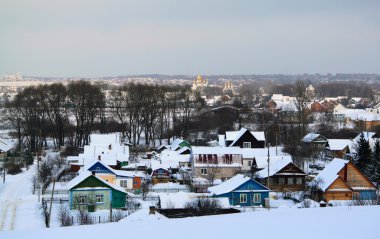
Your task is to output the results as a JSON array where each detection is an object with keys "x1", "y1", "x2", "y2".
[{"x1": 5, "y1": 81, "x2": 201, "y2": 152}]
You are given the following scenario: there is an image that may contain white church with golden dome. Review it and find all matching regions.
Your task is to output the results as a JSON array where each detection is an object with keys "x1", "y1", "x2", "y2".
[{"x1": 191, "y1": 74, "x2": 208, "y2": 93}]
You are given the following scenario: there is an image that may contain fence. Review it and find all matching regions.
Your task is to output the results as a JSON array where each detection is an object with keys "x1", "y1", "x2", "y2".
[
  {"x1": 150, "y1": 188, "x2": 190, "y2": 193},
  {"x1": 42, "y1": 196, "x2": 69, "y2": 204}
]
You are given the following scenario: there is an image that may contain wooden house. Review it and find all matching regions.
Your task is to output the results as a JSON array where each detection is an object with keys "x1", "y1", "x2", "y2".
[
  {"x1": 324, "y1": 139, "x2": 353, "y2": 161},
  {"x1": 208, "y1": 174, "x2": 270, "y2": 207},
  {"x1": 312, "y1": 158, "x2": 377, "y2": 202},
  {"x1": 308, "y1": 101, "x2": 327, "y2": 113},
  {"x1": 256, "y1": 158, "x2": 306, "y2": 192},
  {"x1": 192, "y1": 146, "x2": 242, "y2": 180},
  {"x1": 67, "y1": 172, "x2": 126, "y2": 210},
  {"x1": 151, "y1": 168, "x2": 171, "y2": 184},
  {"x1": 303, "y1": 133, "x2": 328, "y2": 153},
  {"x1": 87, "y1": 160, "x2": 145, "y2": 193},
  {"x1": 219, "y1": 128, "x2": 265, "y2": 148}
]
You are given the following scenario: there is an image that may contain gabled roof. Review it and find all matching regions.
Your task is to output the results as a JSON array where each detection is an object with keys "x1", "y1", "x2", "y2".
[
  {"x1": 313, "y1": 158, "x2": 349, "y2": 192},
  {"x1": 326, "y1": 139, "x2": 352, "y2": 151},
  {"x1": 67, "y1": 171, "x2": 126, "y2": 193},
  {"x1": 256, "y1": 157, "x2": 294, "y2": 178},
  {"x1": 0, "y1": 138, "x2": 16, "y2": 152},
  {"x1": 353, "y1": 132, "x2": 377, "y2": 142},
  {"x1": 86, "y1": 160, "x2": 145, "y2": 178},
  {"x1": 303, "y1": 133, "x2": 327, "y2": 143},
  {"x1": 208, "y1": 174, "x2": 269, "y2": 195},
  {"x1": 225, "y1": 128, "x2": 265, "y2": 142},
  {"x1": 192, "y1": 146, "x2": 242, "y2": 155},
  {"x1": 226, "y1": 128, "x2": 265, "y2": 147}
]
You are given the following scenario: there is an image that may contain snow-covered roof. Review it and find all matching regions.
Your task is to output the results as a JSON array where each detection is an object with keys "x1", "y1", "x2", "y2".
[
  {"x1": 218, "y1": 135, "x2": 226, "y2": 147},
  {"x1": 303, "y1": 133, "x2": 326, "y2": 143},
  {"x1": 312, "y1": 158, "x2": 349, "y2": 192},
  {"x1": 85, "y1": 160, "x2": 146, "y2": 178},
  {"x1": 241, "y1": 147, "x2": 288, "y2": 159},
  {"x1": 67, "y1": 171, "x2": 126, "y2": 193},
  {"x1": 177, "y1": 146, "x2": 191, "y2": 155},
  {"x1": 225, "y1": 128, "x2": 265, "y2": 142},
  {"x1": 327, "y1": 139, "x2": 352, "y2": 151},
  {"x1": 208, "y1": 174, "x2": 267, "y2": 195},
  {"x1": 256, "y1": 157, "x2": 293, "y2": 178},
  {"x1": 0, "y1": 138, "x2": 16, "y2": 152},
  {"x1": 353, "y1": 132, "x2": 377, "y2": 142},
  {"x1": 192, "y1": 146, "x2": 242, "y2": 155},
  {"x1": 67, "y1": 133, "x2": 129, "y2": 167}
]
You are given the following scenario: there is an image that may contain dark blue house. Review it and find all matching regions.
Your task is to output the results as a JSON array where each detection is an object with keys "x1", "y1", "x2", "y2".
[{"x1": 208, "y1": 174, "x2": 270, "y2": 207}]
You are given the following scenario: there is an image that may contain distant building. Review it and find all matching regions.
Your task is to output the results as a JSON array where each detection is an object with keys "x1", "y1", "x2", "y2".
[
  {"x1": 191, "y1": 74, "x2": 208, "y2": 95},
  {"x1": 223, "y1": 81, "x2": 235, "y2": 96}
]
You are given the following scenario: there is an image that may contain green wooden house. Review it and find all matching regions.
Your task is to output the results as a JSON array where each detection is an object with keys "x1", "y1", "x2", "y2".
[{"x1": 67, "y1": 172, "x2": 126, "y2": 211}]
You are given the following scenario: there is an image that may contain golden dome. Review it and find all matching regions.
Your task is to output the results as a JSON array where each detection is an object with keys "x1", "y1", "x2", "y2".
[{"x1": 196, "y1": 74, "x2": 202, "y2": 81}]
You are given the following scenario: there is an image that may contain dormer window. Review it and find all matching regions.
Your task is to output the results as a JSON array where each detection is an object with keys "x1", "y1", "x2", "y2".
[{"x1": 243, "y1": 142, "x2": 251, "y2": 148}]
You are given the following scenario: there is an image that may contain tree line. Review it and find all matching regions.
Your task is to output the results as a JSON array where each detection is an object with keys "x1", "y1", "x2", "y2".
[{"x1": 5, "y1": 81, "x2": 202, "y2": 153}]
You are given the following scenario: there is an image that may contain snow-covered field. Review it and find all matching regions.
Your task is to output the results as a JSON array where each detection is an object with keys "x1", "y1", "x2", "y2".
[
  {"x1": 1, "y1": 162, "x2": 380, "y2": 239},
  {"x1": 1, "y1": 205, "x2": 379, "y2": 239}
]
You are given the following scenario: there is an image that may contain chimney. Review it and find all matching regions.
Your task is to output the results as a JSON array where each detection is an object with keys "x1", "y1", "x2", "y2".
[
  {"x1": 98, "y1": 155, "x2": 101, "y2": 161},
  {"x1": 92, "y1": 171, "x2": 95, "y2": 176},
  {"x1": 109, "y1": 144, "x2": 112, "y2": 150},
  {"x1": 149, "y1": 206, "x2": 156, "y2": 214}
]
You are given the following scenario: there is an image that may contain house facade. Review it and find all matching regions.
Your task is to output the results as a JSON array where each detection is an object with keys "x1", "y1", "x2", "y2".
[
  {"x1": 192, "y1": 146, "x2": 242, "y2": 180},
  {"x1": 209, "y1": 174, "x2": 270, "y2": 207},
  {"x1": 312, "y1": 158, "x2": 377, "y2": 202},
  {"x1": 324, "y1": 139, "x2": 353, "y2": 161},
  {"x1": 87, "y1": 161, "x2": 145, "y2": 193},
  {"x1": 256, "y1": 158, "x2": 306, "y2": 192},
  {"x1": 67, "y1": 172, "x2": 126, "y2": 210}
]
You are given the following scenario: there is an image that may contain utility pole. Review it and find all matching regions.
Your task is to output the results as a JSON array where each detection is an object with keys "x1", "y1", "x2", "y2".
[
  {"x1": 267, "y1": 143, "x2": 270, "y2": 210},
  {"x1": 48, "y1": 176, "x2": 56, "y2": 227},
  {"x1": 37, "y1": 156, "x2": 41, "y2": 203},
  {"x1": 2, "y1": 163, "x2": 5, "y2": 183}
]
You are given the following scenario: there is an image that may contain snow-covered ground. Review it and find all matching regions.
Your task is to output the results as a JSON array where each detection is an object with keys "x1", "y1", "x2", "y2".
[
  {"x1": 0, "y1": 165, "x2": 43, "y2": 231},
  {"x1": 1, "y1": 205, "x2": 380, "y2": 239}
]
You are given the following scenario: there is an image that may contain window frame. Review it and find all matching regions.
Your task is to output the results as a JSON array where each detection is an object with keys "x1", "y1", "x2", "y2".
[
  {"x1": 243, "y1": 142, "x2": 251, "y2": 148},
  {"x1": 95, "y1": 194, "x2": 104, "y2": 203},
  {"x1": 253, "y1": 193, "x2": 261, "y2": 203},
  {"x1": 240, "y1": 193, "x2": 247, "y2": 203},
  {"x1": 201, "y1": 168, "x2": 208, "y2": 175}
]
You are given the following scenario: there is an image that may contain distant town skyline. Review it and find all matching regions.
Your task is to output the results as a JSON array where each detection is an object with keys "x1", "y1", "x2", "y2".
[{"x1": 1, "y1": 0, "x2": 379, "y2": 78}]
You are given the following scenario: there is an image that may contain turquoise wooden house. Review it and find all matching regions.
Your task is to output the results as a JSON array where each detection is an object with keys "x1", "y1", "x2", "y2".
[
  {"x1": 208, "y1": 174, "x2": 270, "y2": 207},
  {"x1": 67, "y1": 171, "x2": 126, "y2": 211}
]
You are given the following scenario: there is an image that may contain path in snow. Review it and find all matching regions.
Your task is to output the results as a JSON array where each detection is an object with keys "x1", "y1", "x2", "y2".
[{"x1": 0, "y1": 165, "x2": 42, "y2": 231}]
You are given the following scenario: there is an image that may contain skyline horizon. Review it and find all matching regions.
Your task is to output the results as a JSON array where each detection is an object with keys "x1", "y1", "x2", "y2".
[{"x1": 1, "y1": 0, "x2": 379, "y2": 77}]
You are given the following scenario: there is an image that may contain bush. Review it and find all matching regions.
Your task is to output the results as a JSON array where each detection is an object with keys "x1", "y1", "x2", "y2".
[
  {"x1": 184, "y1": 197, "x2": 222, "y2": 216},
  {"x1": 58, "y1": 205, "x2": 73, "y2": 227},
  {"x1": 4, "y1": 159, "x2": 22, "y2": 175}
]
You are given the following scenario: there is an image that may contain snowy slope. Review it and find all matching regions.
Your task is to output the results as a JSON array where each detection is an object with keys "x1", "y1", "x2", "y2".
[{"x1": 1, "y1": 206, "x2": 380, "y2": 239}]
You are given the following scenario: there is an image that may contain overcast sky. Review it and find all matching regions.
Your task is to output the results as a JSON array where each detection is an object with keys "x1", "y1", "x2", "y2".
[{"x1": 0, "y1": 0, "x2": 379, "y2": 77}]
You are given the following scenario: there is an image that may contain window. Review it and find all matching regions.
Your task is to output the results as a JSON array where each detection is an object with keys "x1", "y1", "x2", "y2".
[
  {"x1": 296, "y1": 178, "x2": 303, "y2": 185},
  {"x1": 120, "y1": 180, "x2": 128, "y2": 188},
  {"x1": 96, "y1": 167, "x2": 100, "y2": 171},
  {"x1": 279, "y1": 177, "x2": 285, "y2": 185},
  {"x1": 96, "y1": 194, "x2": 104, "y2": 203},
  {"x1": 253, "y1": 193, "x2": 261, "y2": 203},
  {"x1": 201, "y1": 168, "x2": 208, "y2": 175},
  {"x1": 243, "y1": 142, "x2": 251, "y2": 148},
  {"x1": 288, "y1": 178, "x2": 294, "y2": 185},
  {"x1": 248, "y1": 161, "x2": 252, "y2": 166},
  {"x1": 79, "y1": 195, "x2": 87, "y2": 204},
  {"x1": 240, "y1": 194, "x2": 247, "y2": 203}
]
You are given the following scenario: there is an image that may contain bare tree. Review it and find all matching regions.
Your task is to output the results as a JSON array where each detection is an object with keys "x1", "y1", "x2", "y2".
[{"x1": 57, "y1": 205, "x2": 73, "y2": 227}]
